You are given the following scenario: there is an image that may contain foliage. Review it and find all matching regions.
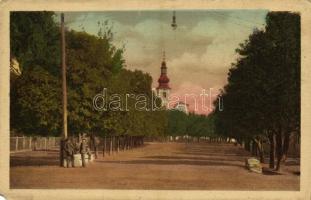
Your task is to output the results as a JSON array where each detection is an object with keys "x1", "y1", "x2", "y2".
[
  {"x1": 167, "y1": 110, "x2": 215, "y2": 138},
  {"x1": 10, "y1": 66, "x2": 62, "y2": 135},
  {"x1": 10, "y1": 11, "x2": 61, "y2": 75},
  {"x1": 10, "y1": 11, "x2": 167, "y2": 139},
  {"x1": 10, "y1": 11, "x2": 62, "y2": 135},
  {"x1": 212, "y1": 11, "x2": 300, "y2": 169}
]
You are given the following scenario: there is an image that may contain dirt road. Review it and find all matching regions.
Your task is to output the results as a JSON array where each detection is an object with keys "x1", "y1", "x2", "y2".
[{"x1": 10, "y1": 142, "x2": 300, "y2": 190}]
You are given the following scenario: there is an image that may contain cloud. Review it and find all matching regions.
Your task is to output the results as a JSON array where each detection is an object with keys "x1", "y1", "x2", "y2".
[{"x1": 64, "y1": 10, "x2": 268, "y2": 114}]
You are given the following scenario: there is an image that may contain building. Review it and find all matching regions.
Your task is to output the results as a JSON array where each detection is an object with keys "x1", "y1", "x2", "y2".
[{"x1": 156, "y1": 52, "x2": 171, "y2": 108}]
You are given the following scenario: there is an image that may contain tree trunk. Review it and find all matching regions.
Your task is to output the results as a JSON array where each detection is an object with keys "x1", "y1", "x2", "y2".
[
  {"x1": 78, "y1": 133, "x2": 82, "y2": 144},
  {"x1": 130, "y1": 136, "x2": 132, "y2": 149},
  {"x1": 258, "y1": 148, "x2": 264, "y2": 163},
  {"x1": 251, "y1": 141, "x2": 257, "y2": 156},
  {"x1": 250, "y1": 141, "x2": 254, "y2": 153},
  {"x1": 281, "y1": 132, "x2": 290, "y2": 162},
  {"x1": 117, "y1": 136, "x2": 120, "y2": 153},
  {"x1": 93, "y1": 135, "x2": 98, "y2": 159},
  {"x1": 244, "y1": 140, "x2": 250, "y2": 152},
  {"x1": 123, "y1": 136, "x2": 127, "y2": 151},
  {"x1": 268, "y1": 133, "x2": 275, "y2": 169},
  {"x1": 109, "y1": 137, "x2": 112, "y2": 155},
  {"x1": 126, "y1": 136, "x2": 128, "y2": 150},
  {"x1": 103, "y1": 136, "x2": 106, "y2": 157},
  {"x1": 275, "y1": 132, "x2": 283, "y2": 171},
  {"x1": 59, "y1": 139, "x2": 65, "y2": 167},
  {"x1": 254, "y1": 139, "x2": 264, "y2": 163},
  {"x1": 117, "y1": 136, "x2": 120, "y2": 152},
  {"x1": 120, "y1": 136, "x2": 123, "y2": 151},
  {"x1": 114, "y1": 136, "x2": 116, "y2": 152}
]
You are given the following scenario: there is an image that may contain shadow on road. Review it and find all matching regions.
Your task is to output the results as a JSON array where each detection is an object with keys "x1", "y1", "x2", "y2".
[
  {"x1": 97, "y1": 159, "x2": 245, "y2": 168},
  {"x1": 10, "y1": 151, "x2": 59, "y2": 167},
  {"x1": 142, "y1": 155, "x2": 245, "y2": 162}
]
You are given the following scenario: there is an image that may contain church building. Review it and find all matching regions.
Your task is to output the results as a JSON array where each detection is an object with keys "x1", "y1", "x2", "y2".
[{"x1": 156, "y1": 52, "x2": 171, "y2": 108}]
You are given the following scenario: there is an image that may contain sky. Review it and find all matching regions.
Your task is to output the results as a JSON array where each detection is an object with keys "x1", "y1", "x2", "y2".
[{"x1": 59, "y1": 10, "x2": 268, "y2": 114}]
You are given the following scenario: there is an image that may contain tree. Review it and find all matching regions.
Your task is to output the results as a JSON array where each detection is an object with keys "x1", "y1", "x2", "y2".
[
  {"x1": 10, "y1": 66, "x2": 62, "y2": 135},
  {"x1": 10, "y1": 11, "x2": 61, "y2": 75},
  {"x1": 166, "y1": 110, "x2": 216, "y2": 142},
  {"x1": 11, "y1": 12, "x2": 167, "y2": 141},
  {"x1": 10, "y1": 12, "x2": 62, "y2": 135},
  {"x1": 213, "y1": 11, "x2": 300, "y2": 170},
  {"x1": 167, "y1": 110, "x2": 188, "y2": 137},
  {"x1": 65, "y1": 30, "x2": 124, "y2": 135}
]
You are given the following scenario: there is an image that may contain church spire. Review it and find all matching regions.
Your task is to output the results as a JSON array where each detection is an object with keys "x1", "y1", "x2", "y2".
[
  {"x1": 156, "y1": 51, "x2": 171, "y2": 108},
  {"x1": 163, "y1": 50, "x2": 166, "y2": 62},
  {"x1": 161, "y1": 51, "x2": 167, "y2": 75},
  {"x1": 157, "y1": 51, "x2": 170, "y2": 89}
]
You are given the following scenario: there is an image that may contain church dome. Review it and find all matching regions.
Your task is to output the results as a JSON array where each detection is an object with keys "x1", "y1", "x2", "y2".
[
  {"x1": 158, "y1": 74, "x2": 170, "y2": 84},
  {"x1": 157, "y1": 74, "x2": 170, "y2": 89},
  {"x1": 156, "y1": 53, "x2": 171, "y2": 89}
]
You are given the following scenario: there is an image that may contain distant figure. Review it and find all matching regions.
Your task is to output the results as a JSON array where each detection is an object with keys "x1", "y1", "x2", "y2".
[
  {"x1": 80, "y1": 138, "x2": 88, "y2": 167},
  {"x1": 63, "y1": 138, "x2": 74, "y2": 167}
]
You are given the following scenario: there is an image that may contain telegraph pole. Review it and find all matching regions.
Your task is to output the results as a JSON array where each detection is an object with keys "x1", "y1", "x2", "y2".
[
  {"x1": 60, "y1": 13, "x2": 68, "y2": 166},
  {"x1": 61, "y1": 13, "x2": 68, "y2": 139}
]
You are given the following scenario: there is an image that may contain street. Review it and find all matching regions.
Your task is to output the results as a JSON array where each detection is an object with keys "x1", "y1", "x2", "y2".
[{"x1": 10, "y1": 142, "x2": 299, "y2": 190}]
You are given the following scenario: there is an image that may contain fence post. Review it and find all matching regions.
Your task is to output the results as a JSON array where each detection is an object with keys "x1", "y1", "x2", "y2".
[
  {"x1": 112, "y1": 136, "x2": 114, "y2": 153},
  {"x1": 104, "y1": 136, "x2": 107, "y2": 157},
  {"x1": 29, "y1": 137, "x2": 32, "y2": 150},
  {"x1": 121, "y1": 136, "x2": 124, "y2": 151},
  {"x1": 22, "y1": 136, "x2": 25, "y2": 150},
  {"x1": 44, "y1": 137, "x2": 47, "y2": 151},
  {"x1": 115, "y1": 136, "x2": 117, "y2": 152},
  {"x1": 114, "y1": 136, "x2": 117, "y2": 152},
  {"x1": 130, "y1": 136, "x2": 132, "y2": 149},
  {"x1": 110, "y1": 136, "x2": 113, "y2": 154},
  {"x1": 116, "y1": 136, "x2": 119, "y2": 153},
  {"x1": 113, "y1": 136, "x2": 115, "y2": 153},
  {"x1": 123, "y1": 136, "x2": 126, "y2": 151},
  {"x1": 125, "y1": 136, "x2": 128, "y2": 150},
  {"x1": 15, "y1": 137, "x2": 18, "y2": 151},
  {"x1": 37, "y1": 138, "x2": 40, "y2": 150}
]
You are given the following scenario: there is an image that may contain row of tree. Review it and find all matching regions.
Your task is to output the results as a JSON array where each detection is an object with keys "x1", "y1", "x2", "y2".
[
  {"x1": 167, "y1": 110, "x2": 216, "y2": 141},
  {"x1": 212, "y1": 12, "x2": 300, "y2": 171},
  {"x1": 10, "y1": 11, "x2": 165, "y2": 139}
]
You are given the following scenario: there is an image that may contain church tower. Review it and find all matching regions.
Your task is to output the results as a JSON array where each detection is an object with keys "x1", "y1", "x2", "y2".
[{"x1": 156, "y1": 52, "x2": 171, "y2": 108}]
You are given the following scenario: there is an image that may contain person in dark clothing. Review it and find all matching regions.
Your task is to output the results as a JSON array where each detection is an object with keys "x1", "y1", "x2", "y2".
[
  {"x1": 64, "y1": 138, "x2": 74, "y2": 167},
  {"x1": 80, "y1": 138, "x2": 88, "y2": 167},
  {"x1": 61, "y1": 138, "x2": 68, "y2": 167}
]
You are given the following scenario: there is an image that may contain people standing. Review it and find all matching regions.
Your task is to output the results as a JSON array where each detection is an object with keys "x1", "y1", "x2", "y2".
[
  {"x1": 80, "y1": 138, "x2": 88, "y2": 167},
  {"x1": 64, "y1": 137, "x2": 74, "y2": 167}
]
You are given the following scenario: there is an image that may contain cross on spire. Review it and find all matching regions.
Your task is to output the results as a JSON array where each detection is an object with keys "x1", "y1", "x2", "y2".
[{"x1": 163, "y1": 50, "x2": 166, "y2": 62}]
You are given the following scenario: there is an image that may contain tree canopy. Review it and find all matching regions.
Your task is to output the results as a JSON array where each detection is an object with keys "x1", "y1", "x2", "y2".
[
  {"x1": 212, "y1": 11, "x2": 300, "y2": 170},
  {"x1": 10, "y1": 11, "x2": 166, "y2": 138}
]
